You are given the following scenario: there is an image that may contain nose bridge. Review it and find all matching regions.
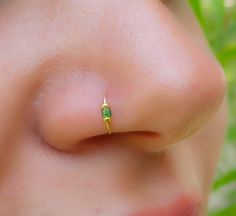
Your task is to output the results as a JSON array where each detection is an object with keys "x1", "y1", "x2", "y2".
[
  {"x1": 96, "y1": 0, "x2": 225, "y2": 99},
  {"x1": 100, "y1": 1, "x2": 163, "y2": 65},
  {"x1": 96, "y1": 0, "x2": 195, "y2": 82},
  {"x1": 95, "y1": 1, "x2": 190, "y2": 104}
]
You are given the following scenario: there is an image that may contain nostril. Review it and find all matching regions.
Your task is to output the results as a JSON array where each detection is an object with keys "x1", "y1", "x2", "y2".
[
  {"x1": 78, "y1": 131, "x2": 161, "y2": 153},
  {"x1": 124, "y1": 131, "x2": 160, "y2": 137},
  {"x1": 81, "y1": 131, "x2": 160, "y2": 143}
]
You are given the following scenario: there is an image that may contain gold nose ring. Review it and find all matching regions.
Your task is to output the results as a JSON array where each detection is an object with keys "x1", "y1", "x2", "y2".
[{"x1": 102, "y1": 97, "x2": 112, "y2": 134}]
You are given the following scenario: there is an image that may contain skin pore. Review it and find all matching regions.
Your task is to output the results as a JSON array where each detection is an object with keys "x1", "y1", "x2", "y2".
[{"x1": 0, "y1": 0, "x2": 227, "y2": 215}]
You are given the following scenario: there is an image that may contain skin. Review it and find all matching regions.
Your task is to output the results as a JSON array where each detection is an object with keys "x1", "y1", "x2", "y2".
[{"x1": 0, "y1": 0, "x2": 227, "y2": 215}]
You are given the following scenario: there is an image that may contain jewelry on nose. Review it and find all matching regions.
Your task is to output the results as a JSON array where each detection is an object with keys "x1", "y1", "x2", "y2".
[{"x1": 102, "y1": 97, "x2": 112, "y2": 134}]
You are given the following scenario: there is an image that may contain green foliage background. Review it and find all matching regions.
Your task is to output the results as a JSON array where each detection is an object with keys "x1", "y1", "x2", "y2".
[{"x1": 189, "y1": 0, "x2": 236, "y2": 215}]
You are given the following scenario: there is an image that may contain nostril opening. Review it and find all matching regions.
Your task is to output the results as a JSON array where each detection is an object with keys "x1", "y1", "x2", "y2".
[
  {"x1": 79, "y1": 130, "x2": 160, "y2": 145},
  {"x1": 120, "y1": 131, "x2": 160, "y2": 137},
  {"x1": 73, "y1": 131, "x2": 162, "y2": 153}
]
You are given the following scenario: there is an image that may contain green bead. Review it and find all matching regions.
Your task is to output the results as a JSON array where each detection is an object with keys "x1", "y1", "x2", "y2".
[{"x1": 102, "y1": 107, "x2": 112, "y2": 118}]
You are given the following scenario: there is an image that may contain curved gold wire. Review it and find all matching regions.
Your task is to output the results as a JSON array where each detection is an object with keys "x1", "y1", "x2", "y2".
[{"x1": 104, "y1": 118, "x2": 112, "y2": 134}]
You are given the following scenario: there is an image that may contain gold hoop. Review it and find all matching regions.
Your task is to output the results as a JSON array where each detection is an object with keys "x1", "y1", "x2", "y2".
[{"x1": 102, "y1": 97, "x2": 112, "y2": 134}]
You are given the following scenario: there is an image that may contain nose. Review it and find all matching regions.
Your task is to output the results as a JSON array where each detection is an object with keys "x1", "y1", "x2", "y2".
[{"x1": 35, "y1": 1, "x2": 226, "y2": 153}]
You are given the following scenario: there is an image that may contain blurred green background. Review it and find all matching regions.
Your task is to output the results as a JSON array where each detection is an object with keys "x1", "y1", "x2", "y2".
[{"x1": 189, "y1": 0, "x2": 236, "y2": 215}]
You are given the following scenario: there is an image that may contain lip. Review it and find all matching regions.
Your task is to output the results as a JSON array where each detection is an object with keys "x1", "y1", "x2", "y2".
[{"x1": 129, "y1": 193, "x2": 200, "y2": 216}]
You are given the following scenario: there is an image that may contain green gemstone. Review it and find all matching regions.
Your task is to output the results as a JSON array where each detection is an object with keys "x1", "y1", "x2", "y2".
[{"x1": 102, "y1": 107, "x2": 112, "y2": 118}]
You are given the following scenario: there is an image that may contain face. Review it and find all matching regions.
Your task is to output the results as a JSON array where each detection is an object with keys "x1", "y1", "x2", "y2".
[{"x1": 0, "y1": 0, "x2": 227, "y2": 215}]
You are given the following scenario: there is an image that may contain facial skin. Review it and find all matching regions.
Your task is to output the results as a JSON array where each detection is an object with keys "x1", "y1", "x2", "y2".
[{"x1": 0, "y1": 0, "x2": 227, "y2": 215}]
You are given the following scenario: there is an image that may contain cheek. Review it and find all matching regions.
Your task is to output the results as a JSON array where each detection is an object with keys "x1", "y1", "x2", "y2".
[{"x1": 193, "y1": 99, "x2": 228, "y2": 183}]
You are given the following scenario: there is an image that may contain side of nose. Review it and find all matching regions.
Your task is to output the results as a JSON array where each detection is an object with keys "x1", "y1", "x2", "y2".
[{"x1": 35, "y1": 1, "x2": 226, "y2": 152}]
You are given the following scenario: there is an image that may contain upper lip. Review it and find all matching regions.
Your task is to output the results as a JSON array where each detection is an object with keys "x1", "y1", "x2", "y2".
[
  {"x1": 54, "y1": 132, "x2": 201, "y2": 215},
  {"x1": 129, "y1": 192, "x2": 200, "y2": 216},
  {"x1": 78, "y1": 132, "x2": 201, "y2": 216}
]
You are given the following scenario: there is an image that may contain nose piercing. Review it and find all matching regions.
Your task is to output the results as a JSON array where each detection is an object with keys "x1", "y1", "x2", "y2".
[{"x1": 102, "y1": 97, "x2": 112, "y2": 134}]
